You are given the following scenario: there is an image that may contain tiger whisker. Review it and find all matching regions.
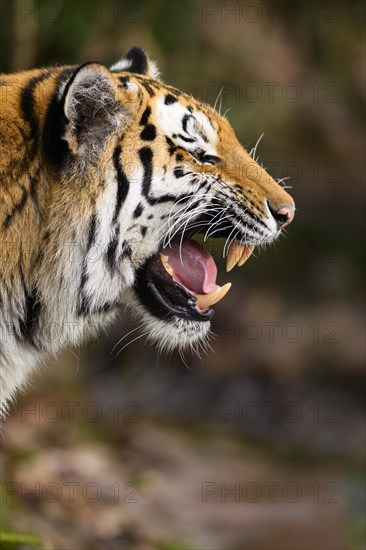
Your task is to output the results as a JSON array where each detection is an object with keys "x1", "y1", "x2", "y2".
[
  {"x1": 115, "y1": 329, "x2": 150, "y2": 358},
  {"x1": 109, "y1": 322, "x2": 145, "y2": 355},
  {"x1": 213, "y1": 86, "x2": 225, "y2": 113},
  {"x1": 249, "y1": 133, "x2": 264, "y2": 163}
]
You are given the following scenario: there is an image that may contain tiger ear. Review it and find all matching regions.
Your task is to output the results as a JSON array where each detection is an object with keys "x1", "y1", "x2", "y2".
[
  {"x1": 110, "y1": 46, "x2": 160, "y2": 80},
  {"x1": 63, "y1": 63, "x2": 124, "y2": 157}
]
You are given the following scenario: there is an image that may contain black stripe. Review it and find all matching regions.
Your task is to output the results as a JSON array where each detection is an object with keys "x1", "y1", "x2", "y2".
[
  {"x1": 106, "y1": 224, "x2": 120, "y2": 271},
  {"x1": 132, "y1": 75, "x2": 158, "y2": 95},
  {"x1": 119, "y1": 76, "x2": 129, "y2": 88},
  {"x1": 176, "y1": 133, "x2": 196, "y2": 143},
  {"x1": 182, "y1": 114, "x2": 192, "y2": 133},
  {"x1": 78, "y1": 282, "x2": 89, "y2": 316},
  {"x1": 19, "y1": 289, "x2": 42, "y2": 346},
  {"x1": 21, "y1": 70, "x2": 51, "y2": 159},
  {"x1": 3, "y1": 187, "x2": 28, "y2": 228},
  {"x1": 140, "y1": 124, "x2": 156, "y2": 141},
  {"x1": 139, "y1": 147, "x2": 153, "y2": 198},
  {"x1": 154, "y1": 193, "x2": 195, "y2": 206},
  {"x1": 29, "y1": 168, "x2": 41, "y2": 217},
  {"x1": 166, "y1": 136, "x2": 177, "y2": 155},
  {"x1": 77, "y1": 214, "x2": 97, "y2": 315},
  {"x1": 174, "y1": 168, "x2": 186, "y2": 179},
  {"x1": 133, "y1": 203, "x2": 144, "y2": 219},
  {"x1": 139, "y1": 146, "x2": 193, "y2": 206},
  {"x1": 42, "y1": 86, "x2": 69, "y2": 172},
  {"x1": 119, "y1": 240, "x2": 132, "y2": 261},
  {"x1": 112, "y1": 145, "x2": 130, "y2": 223},
  {"x1": 165, "y1": 94, "x2": 177, "y2": 105},
  {"x1": 140, "y1": 106, "x2": 151, "y2": 126},
  {"x1": 86, "y1": 212, "x2": 97, "y2": 251},
  {"x1": 142, "y1": 83, "x2": 156, "y2": 97}
]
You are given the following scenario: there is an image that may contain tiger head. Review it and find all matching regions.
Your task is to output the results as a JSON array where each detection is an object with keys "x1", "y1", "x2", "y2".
[{"x1": 41, "y1": 47, "x2": 295, "y2": 354}]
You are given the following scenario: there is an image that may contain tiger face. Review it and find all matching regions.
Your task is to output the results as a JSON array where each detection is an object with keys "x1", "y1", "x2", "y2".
[{"x1": 0, "y1": 47, "x2": 294, "y2": 409}]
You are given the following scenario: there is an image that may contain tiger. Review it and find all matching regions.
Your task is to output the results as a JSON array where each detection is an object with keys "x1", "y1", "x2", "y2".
[{"x1": 0, "y1": 47, "x2": 295, "y2": 414}]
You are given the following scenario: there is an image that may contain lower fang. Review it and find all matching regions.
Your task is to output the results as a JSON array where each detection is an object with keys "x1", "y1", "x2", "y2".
[
  {"x1": 196, "y1": 282, "x2": 231, "y2": 309},
  {"x1": 160, "y1": 253, "x2": 173, "y2": 276}
]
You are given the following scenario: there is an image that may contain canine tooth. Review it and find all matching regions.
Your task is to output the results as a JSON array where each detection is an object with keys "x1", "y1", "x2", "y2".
[
  {"x1": 226, "y1": 241, "x2": 245, "y2": 272},
  {"x1": 160, "y1": 253, "x2": 173, "y2": 276},
  {"x1": 196, "y1": 282, "x2": 231, "y2": 309},
  {"x1": 238, "y1": 245, "x2": 255, "y2": 267}
]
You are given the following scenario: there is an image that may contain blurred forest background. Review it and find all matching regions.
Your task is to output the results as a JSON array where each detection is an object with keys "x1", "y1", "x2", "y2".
[{"x1": 0, "y1": 1, "x2": 365, "y2": 549}]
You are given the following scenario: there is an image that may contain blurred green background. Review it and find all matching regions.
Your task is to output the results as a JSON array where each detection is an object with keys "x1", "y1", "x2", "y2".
[{"x1": 0, "y1": 1, "x2": 365, "y2": 549}]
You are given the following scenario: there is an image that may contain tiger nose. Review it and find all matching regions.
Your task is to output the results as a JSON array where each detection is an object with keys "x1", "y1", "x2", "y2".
[{"x1": 269, "y1": 204, "x2": 295, "y2": 229}]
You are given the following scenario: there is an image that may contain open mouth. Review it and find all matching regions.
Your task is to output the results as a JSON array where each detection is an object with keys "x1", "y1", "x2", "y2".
[{"x1": 134, "y1": 227, "x2": 255, "y2": 323}]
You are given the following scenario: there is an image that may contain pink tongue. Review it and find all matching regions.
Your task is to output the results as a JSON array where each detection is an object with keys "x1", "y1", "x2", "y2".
[{"x1": 162, "y1": 240, "x2": 218, "y2": 295}]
